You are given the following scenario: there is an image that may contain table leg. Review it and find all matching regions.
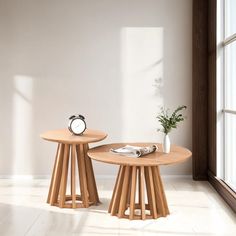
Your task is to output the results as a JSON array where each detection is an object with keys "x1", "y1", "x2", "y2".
[
  {"x1": 129, "y1": 166, "x2": 137, "y2": 220},
  {"x1": 139, "y1": 166, "x2": 146, "y2": 220},
  {"x1": 108, "y1": 165, "x2": 169, "y2": 220},
  {"x1": 76, "y1": 145, "x2": 84, "y2": 202},
  {"x1": 153, "y1": 166, "x2": 170, "y2": 215},
  {"x1": 59, "y1": 144, "x2": 70, "y2": 208},
  {"x1": 47, "y1": 144, "x2": 60, "y2": 203},
  {"x1": 108, "y1": 166, "x2": 122, "y2": 213},
  {"x1": 147, "y1": 167, "x2": 158, "y2": 218},
  {"x1": 118, "y1": 166, "x2": 130, "y2": 218},
  {"x1": 71, "y1": 144, "x2": 76, "y2": 208},
  {"x1": 47, "y1": 142, "x2": 99, "y2": 209},
  {"x1": 48, "y1": 143, "x2": 64, "y2": 205},
  {"x1": 144, "y1": 167, "x2": 154, "y2": 215},
  {"x1": 77, "y1": 144, "x2": 89, "y2": 207},
  {"x1": 83, "y1": 144, "x2": 100, "y2": 204},
  {"x1": 110, "y1": 166, "x2": 125, "y2": 215}
]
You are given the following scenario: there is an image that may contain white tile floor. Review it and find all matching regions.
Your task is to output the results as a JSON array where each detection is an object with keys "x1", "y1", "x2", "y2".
[{"x1": 0, "y1": 177, "x2": 235, "y2": 236}]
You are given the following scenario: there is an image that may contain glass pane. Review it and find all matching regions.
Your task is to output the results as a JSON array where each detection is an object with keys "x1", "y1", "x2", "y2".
[
  {"x1": 224, "y1": 113, "x2": 236, "y2": 191},
  {"x1": 225, "y1": 41, "x2": 236, "y2": 110},
  {"x1": 225, "y1": 0, "x2": 236, "y2": 38}
]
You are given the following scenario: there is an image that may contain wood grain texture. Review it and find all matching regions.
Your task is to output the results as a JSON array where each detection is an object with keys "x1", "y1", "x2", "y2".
[
  {"x1": 59, "y1": 144, "x2": 70, "y2": 208},
  {"x1": 88, "y1": 143, "x2": 191, "y2": 167},
  {"x1": 41, "y1": 129, "x2": 107, "y2": 144},
  {"x1": 144, "y1": 167, "x2": 153, "y2": 215},
  {"x1": 83, "y1": 144, "x2": 99, "y2": 204},
  {"x1": 208, "y1": 0, "x2": 217, "y2": 176},
  {"x1": 47, "y1": 144, "x2": 60, "y2": 203},
  {"x1": 42, "y1": 127, "x2": 106, "y2": 209},
  {"x1": 46, "y1": 142, "x2": 100, "y2": 209},
  {"x1": 147, "y1": 167, "x2": 158, "y2": 218},
  {"x1": 138, "y1": 167, "x2": 142, "y2": 207},
  {"x1": 78, "y1": 144, "x2": 89, "y2": 207},
  {"x1": 88, "y1": 143, "x2": 189, "y2": 219},
  {"x1": 118, "y1": 166, "x2": 130, "y2": 218},
  {"x1": 49, "y1": 144, "x2": 65, "y2": 205},
  {"x1": 129, "y1": 166, "x2": 137, "y2": 219},
  {"x1": 110, "y1": 166, "x2": 125, "y2": 215},
  {"x1": 192, "y1": 0, "x2": 209, "y2": 180},
  {"x1": 155, "y1": 166, "x2": 169, "y2": 215},
  {"x1": 140, "y1": 166, "x2": 146, "y2": 220},
  {"x1": 108, "y1": 164, "x2": 170, "y2": 220},
  {"x1": 76, "y1": 145, "x2": 84, "y2": 198},
  {"x1": 152, "y1": 166, "x2": 164, "y2": 215},
  {"x1": 71, "y1": 144, "x2": 76, "y2": 208},
  {"x1": 108, "y1": 166, "x2": 122, "y2": 213}
]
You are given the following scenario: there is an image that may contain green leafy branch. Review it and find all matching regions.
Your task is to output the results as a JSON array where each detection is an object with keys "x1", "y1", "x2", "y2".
[{"x1": 157, "y1": 105, "x2": 187, "y2": 134}]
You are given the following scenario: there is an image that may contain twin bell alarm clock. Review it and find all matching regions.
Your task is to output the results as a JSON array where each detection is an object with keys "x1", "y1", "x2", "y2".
[{"x1": 68, "y1": 114, "x2": 86, "y2": 135}]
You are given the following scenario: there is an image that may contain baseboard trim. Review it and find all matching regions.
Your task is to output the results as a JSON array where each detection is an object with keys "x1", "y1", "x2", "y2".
[
  {"x1": 0, "y1": 175, "x2": 51, "y2": 180},
  {"x1": 208, "y1": 171, "x2": 236, "y2": 213},
  {"x1": 0, "y1": 174, "x2": 192, "y2": 180},
  {"x1": 193, "y1": 175, "x2": 208, "y2": 181}
]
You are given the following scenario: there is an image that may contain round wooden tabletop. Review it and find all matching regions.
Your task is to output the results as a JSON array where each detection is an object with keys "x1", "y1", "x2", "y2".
[
  {"x1": 40, "y1": 129, "x2": 107, "y2": 144},
  {"x1": 88, "y1": 143, "x2": 192, "y2": 166}
]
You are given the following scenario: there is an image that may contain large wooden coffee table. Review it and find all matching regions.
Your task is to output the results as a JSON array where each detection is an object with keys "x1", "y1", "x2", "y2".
[{"x1": 88, "y1": 143, "x2": 191, "y2": 220}]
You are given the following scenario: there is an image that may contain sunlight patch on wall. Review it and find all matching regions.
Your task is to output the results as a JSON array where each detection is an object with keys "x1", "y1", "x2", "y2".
[
  {"x1": 121, "y1": 27, "x2": 164, "y2": 141},
  {"x1": 12, "y1": 75, "x2": 33, "y2": 175}
]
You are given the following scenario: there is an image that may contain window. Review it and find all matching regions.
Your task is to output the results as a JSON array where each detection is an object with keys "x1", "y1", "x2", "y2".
[{"x1": 218, "y1": 0, "x2": 236, "y2": 191}]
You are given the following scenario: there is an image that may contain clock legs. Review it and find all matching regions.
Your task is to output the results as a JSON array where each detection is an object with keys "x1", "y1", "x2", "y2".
[
  {"x1": 108, "y1": 165, "x2": 169, "y2": 220},
  {"x1": 47, "y1": 143, "x2": 99, "y2": 208}
]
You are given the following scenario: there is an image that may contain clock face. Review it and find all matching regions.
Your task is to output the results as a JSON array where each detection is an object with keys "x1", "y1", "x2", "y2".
[{"x1": 71, "y1": 118, "x2": 86, "y2": 134}]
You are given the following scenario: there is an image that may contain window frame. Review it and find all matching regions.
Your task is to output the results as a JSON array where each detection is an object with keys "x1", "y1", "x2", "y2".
[
  {"x1": 193, "y1": 0, "x2": 236, "y2": 213},
  {"x1": 219, "y1": 0, "x2": 236, "y2": 189}
]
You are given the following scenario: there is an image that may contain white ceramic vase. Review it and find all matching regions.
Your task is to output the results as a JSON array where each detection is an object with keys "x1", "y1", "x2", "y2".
[{"x1": 163, "y1": 134, "x2": 170, "y2": 153}]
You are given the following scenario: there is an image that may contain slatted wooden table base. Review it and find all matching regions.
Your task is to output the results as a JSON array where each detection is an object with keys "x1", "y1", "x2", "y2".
[
  {"x1": 88, "y1": 143, "x2": 192, "y2": 220},
  {"x1": 47, "y1": 143, "x2": 99, "y2": 208},
  {"x1": 41, "y1": 129, "x2": 107, "y2": 209},
  {"x1": 108, "y1": 165, "x2": 169, "y2": 220}
]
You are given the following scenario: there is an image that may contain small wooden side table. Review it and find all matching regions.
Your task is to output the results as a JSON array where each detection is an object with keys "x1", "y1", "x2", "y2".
[
  {"x1": 40, "y1": 129, "x2": 107, "y2": 209},
  {"x1": 88, "y1": 143, "x2": 191, "y2": 220}
]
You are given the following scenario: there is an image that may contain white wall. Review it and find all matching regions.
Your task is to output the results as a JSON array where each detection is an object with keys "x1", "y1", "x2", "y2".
[{"x1": 0, "y1": 0, "x2": 192, "y2": 177}]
